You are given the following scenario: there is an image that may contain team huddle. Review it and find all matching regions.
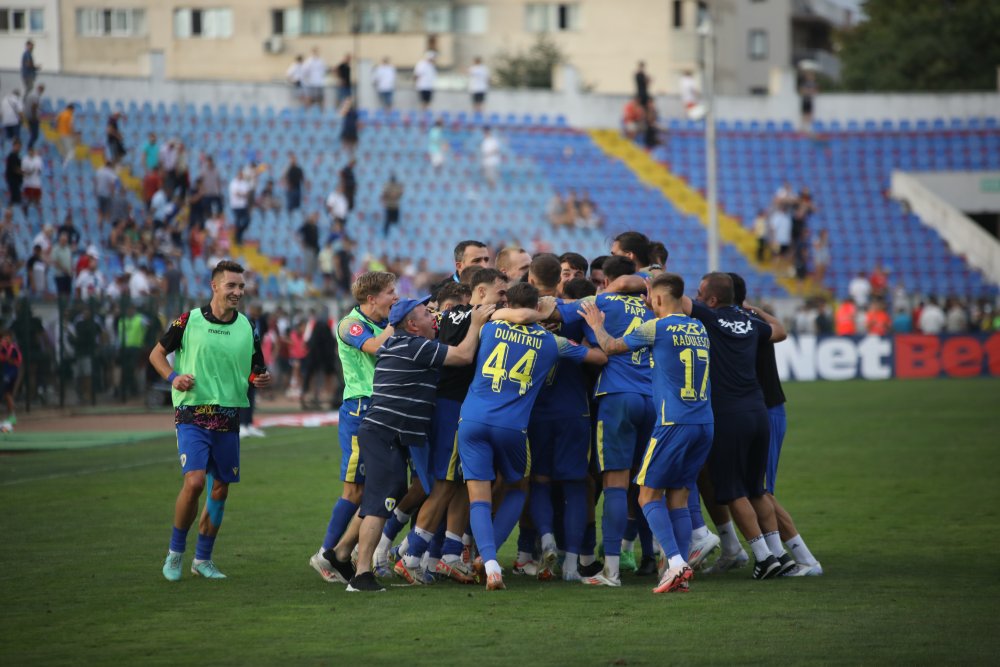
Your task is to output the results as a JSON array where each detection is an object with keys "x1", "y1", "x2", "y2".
[{"x1": 155, "y1": 232, "x2": 822, "y2": 594}]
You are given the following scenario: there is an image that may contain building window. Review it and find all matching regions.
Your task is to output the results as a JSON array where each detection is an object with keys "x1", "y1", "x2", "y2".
[
  {"x1": 300, "y1": 8, "x2": 331, "y2": 35},
  {"x1": 76, "y1": 8, "x2": 145, "y2": 37},
  {"x1": 174, "y1": 8, "x2": 233, "y2": 39},
  {"x1": 271, "y1": 8, "x2": 305, "y2": 36},
  {"x1": 673, "y1": 0, "x2": 683, "y2": 28},
  {"x1": 423, "y1": 4, "x2": 451, "y2": 32},
  {"x1": 748, "y1": 29, "x2": 768, "y2": 59},
  {"x1": 0, "y1": 7, "x2": 45, "y2": 34},
  {"x1": 525, "y1": 3, "x2": 580, "y2": 33},
  {"x1": 454, "y1": 4, "x2": 487, "y2": 34}
]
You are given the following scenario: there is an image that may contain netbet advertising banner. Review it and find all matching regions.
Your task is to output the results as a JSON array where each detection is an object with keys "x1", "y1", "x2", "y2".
[{"x1": 775, "y1": 333, "x2": 1000, "y2": 381}]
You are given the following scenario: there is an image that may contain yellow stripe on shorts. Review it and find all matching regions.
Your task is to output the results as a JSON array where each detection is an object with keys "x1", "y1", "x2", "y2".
[
  {"x1": 345, "y1": 435, "x2": 361, "y2": 482},
  {"x1": 636, "y1": 437, "x2": 658, "y2": 486}
]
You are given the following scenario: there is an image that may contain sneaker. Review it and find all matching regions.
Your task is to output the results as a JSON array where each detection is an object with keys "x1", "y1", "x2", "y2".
[
  {"x1": 238, "y1": 425, "x2": 250, "y2": 439},
  {"x1": 653, "y1": 564, "x2": 693, "y2": 594},
  {"x1": 0, "y1": 419, "x2": 13, "y2": 434},
  {"x1": 776, "y1": 553, "x2": 798, "y2": 576},
  {"x1": 436, "y1": 559, "x2": 477, "y2": 584},
  {"x1": 581, "y1": 567, "x2": 621, "y2": 587},
  {"x1": 247, "y1": 425, "x2": 266, "y2": 437},
  {"x1": 562, "y1": 569, "x2": 582, "y2": 582},
  {"x1": 782, "y1": 561, "x2": 824, "y2": 577},
  {"x1": 635, "y1": 555, "x2": 658, "y2": 576},
  {"x1": 309, "y1": 549, "x2": 342, "y2": 583},
  {"x1": 321, "y1": 548, "x2": 356, "y2": 583},
  {"x1": 703, "y1": 549, "x2": 750, "y2": 574},
  {"x1": 512, "y1": 559, "x2": 538, "y2": 576},
  {"x1": 688, "y1": 532, "x2": 721, "y2": 569},
  {"x1": 619, "y1": 549, "x2": 637, "y2": 573},
  {"x1": 162, "y1": 552, "x2": 183, "y2": 581},
  {"x1": 537, "y1": 544, "x2": 559, "y2": 581},
  {"x1": 191, "y1": 559, "x2": 227, "y2": 579},
  {"x1": 394, "y1": 559, "x2": 432, "y2": 585},
  {"x1": 578, "y1": 560, "x2": 604, "y2": 578},
  {"x1": 752, "y1": 555, "x2": 781, "y2": 580},
  {"x1": 485, "y1": 572, "x2": 505, "y2": 591},
  {"x1": 372, "y1": 551, "x2": 392, "y2": 578},
  {"x1": 346, "y1": 571, "x2": 386, "y2": 593}
]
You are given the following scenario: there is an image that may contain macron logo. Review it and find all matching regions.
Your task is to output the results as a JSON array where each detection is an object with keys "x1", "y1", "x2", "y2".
[
  {"x1": 717, "y1": 318, "x2": 753, "y2": 335},
  {"x1": 207, "y1": 328, "x2": 230, "y2": 335}
]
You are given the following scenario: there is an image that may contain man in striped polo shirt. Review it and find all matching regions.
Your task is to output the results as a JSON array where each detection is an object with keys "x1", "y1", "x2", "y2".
[{"x1": 327, "y1": 295, "x2": 494, "y2": 592}]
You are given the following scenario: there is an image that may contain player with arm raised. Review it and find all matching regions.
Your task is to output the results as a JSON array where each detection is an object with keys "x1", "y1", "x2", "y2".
[
  {"x1": 150, "y1": 260, "x2": 272, "y2": 581},
  {"x1": 580, "y1": 273, "x2": 713, "y2": 593}
]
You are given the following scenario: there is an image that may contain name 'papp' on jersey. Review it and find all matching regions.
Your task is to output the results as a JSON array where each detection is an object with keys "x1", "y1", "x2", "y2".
[{"x1": 586, "y1": 293, "x2": 653, "y2": 397}]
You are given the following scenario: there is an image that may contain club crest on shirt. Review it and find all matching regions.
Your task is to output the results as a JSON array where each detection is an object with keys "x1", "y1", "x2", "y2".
[
  {"x1": 180, "y1": 453, "x2": 187, "y2": 467},
  {"x1": 384, "y1": 497, "x2": 397, "y2": 512},
  {"x1": 349, "y1": 323, "x2": 364, "y2": 337}
]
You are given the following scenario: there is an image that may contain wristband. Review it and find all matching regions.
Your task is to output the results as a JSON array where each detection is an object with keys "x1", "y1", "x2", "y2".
[{"x1": 167, "y1": 371, "x2": 178, "y2": 383}]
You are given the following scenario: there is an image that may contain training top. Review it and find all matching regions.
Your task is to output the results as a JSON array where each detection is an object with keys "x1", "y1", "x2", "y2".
[
  {"x1": 461, "y1": 320, "x2": 582, "y2": 431},
  {"x1": 531, "y1": 299, "x2": 592, "y2": 421},
  {"x1": 623, "y1": 314, "x2": 713, "y2": 425},
  {"x1": 435, "y1": 304, "x2": 475, "y2": 401},
  {"x1": 160, "y1": 305, "x2": 264, "y2": 432},
  {"x1": 337, "y1": 306, "x2": 387, "y2": 400},
  {"x1": 559, "y1": 292, "x2": 653, "y2": 398},
  {"x1": 689, "y1": 302, "x2": 771, "y2": 414}
]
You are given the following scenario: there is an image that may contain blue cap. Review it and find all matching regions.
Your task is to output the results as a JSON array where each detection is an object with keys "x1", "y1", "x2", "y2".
[{"x1": 388, "y1": 295, "x2": 431, "y2": 327}]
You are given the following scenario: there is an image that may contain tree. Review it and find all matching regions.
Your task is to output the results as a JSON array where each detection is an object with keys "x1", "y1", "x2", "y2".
[
  {"x1": 493, "y1": 35, "x2": 566, "y2": 89},
  {"x1": 838, "y1": 0, "x2": 1000, "y2": 91}
]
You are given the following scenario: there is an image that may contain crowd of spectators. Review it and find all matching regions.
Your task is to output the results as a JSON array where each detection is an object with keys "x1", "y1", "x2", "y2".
[{"x1": 546, "y1": 189, "x2": 603, "y2": 229}]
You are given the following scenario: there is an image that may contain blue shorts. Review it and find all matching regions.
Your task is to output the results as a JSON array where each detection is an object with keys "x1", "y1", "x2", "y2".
[
  {"x1": 429, "y1": 397, "x2": 463, "y2": 482},
  {"x1": 1, "y1": 364, "x2": 18, "y2": 395},
  {"x1": 408, "y1": 441, "x2": 434, "y2": 495},
  {"x1": 339, "y1": 398, "x2": 370, "y2": 484},
  {"x1": 458, "y1": 419, "x2": 530, "y2": 483},
  {"x1": 528, "y1": 415, "x2": 590, "y2": 481},
  {"x1": 635, "y1": 423, "x2": 714, "y2": 490},
  {"x1": 176, "y1": 423, "x2": 241, "y2": 484},
  {"x1": 357, "y1": 422, "x2": 409, "y2": 520},
  {"x1": 766, "y1": 404, "x2": 787, "y2": 495},
  {"x1": 708, "y1": 408, "x2": 770, "y2": 504},
  {"x1": 595, "y1": 393, "x2": 655, "y2": 473}
]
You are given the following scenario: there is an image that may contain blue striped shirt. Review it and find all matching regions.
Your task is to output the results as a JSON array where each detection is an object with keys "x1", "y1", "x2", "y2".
[{"x1": 364, "y1": 333, "x2": 448, "y2": 445}]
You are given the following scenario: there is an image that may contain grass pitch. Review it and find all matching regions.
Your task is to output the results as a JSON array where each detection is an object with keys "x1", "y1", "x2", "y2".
[{"x1": 1, "y1": 378, "x2": 998, "y2": 666}]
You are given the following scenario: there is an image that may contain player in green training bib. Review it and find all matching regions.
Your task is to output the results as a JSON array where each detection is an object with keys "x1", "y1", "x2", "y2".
[{"x1": 149, "y1": 260, "x2": 272, "y2": 581}]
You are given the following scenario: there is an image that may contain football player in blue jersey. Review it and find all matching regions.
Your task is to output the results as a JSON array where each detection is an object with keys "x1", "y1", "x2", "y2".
[
  {"x1": 459, "y1": 282, "x2": 605, "y2": 590},
  {"x1": 555, "y1": 255, "x2": 657, "y2": 586},
  {"x1": 580, "y1": 273, "x2": 714, "y2": 594},
  {"x1": 525, "y1": 254, "x2": 608, "y2": 581}
]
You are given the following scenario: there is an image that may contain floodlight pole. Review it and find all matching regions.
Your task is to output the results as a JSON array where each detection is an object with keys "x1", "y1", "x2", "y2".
[{"x1": 699, "y1": 15, "x2": 720, "y2": 273}]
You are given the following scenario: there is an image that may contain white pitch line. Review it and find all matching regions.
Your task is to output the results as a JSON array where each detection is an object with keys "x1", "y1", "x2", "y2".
[{"x1": 0, "y1": 438, "x2": 293, "y2": 487}]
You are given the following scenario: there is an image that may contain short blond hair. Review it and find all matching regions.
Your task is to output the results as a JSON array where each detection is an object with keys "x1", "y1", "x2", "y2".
[{"x1": 351, "y1": 271, "x2": 396, "y2": 303}]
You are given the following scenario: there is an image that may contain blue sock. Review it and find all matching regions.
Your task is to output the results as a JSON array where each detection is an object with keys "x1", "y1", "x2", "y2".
[
  {"x1": 404, "y1": 528, "x2": 430, "y2": 558},
  {"x1": 194, "y1": 533, "x2": 217, "y2": 561},
  {"x1": 442, "y1": 533, "x2": 463, "y2": 558},
  {"x1": 562, "y1": 481, "x2": 587, "y2": 554},
  {"x1": 624, "y1": 516, "x2": 639, "y2": 543},
  {"x1": 638, "y1": 511, "x2": 654, "y2": 557},
  {"x1": 601, "y1": 487, "x2": 628, "y2": 557},
  {"x1": 582, "y1": 521, "x2": 597, "y2": 556},
  {"x1": 493, "y1": 488, "x2": 526, "y2": 549},
  {"x1": 169, "y1": 526, "x2": 188, "y2": 553},
  {"x1": 469, "y1": 501, "x2": 497, "y2": 562},
  {"x1": 428, "y1": 523, "x2": 446, "y2": 559},
  {"x1": 688, "y1": 484, "x2": 706, "y2": 530},
  {"x1": 517, "y1": 525, "x2": 537, "y2": 554},
  {"x1": 670, "y1": 507, "x2": 693, "y2": 560},
  {"x1": 641, "y1": 500, "x2": 679, "y2": 560},
  {"x1": 552, "y1": 484, "x2": 565, "y2": 548},
  {"x1": 383, "y1": 512, "x2": 407, "y2": 541},
  {"x1": 322, "y1": 498, "x2": 358, "y2": 551},
  {"x1": 529, "y1": 481, "x2": 554, "y2": 536}
]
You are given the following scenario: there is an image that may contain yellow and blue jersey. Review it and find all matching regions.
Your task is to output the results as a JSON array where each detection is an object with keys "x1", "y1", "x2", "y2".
[
  {"x1": 531, "y1": 301, "x2": 591, "y2": 421},
  {"x1": 461, "y1": 320, "x2": 580, "y2": 431},
  {"x1": 560, "y1": 293, "x2": 653, "y2": 397},
  {"x1": 623, "y1": 314, "x2": 713, "y2": 425}
]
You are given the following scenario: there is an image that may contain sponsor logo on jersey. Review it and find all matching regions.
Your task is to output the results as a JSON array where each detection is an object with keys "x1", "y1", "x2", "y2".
[{"x1": 716, "y1": 318, "x2": 753, "y2": 335}]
